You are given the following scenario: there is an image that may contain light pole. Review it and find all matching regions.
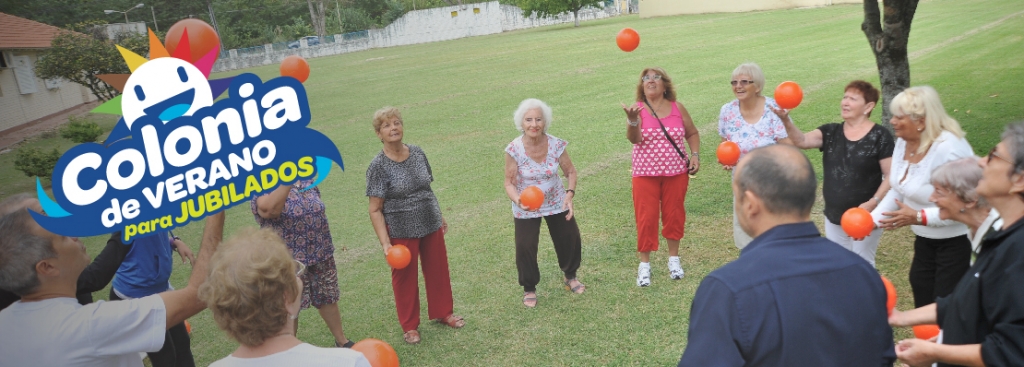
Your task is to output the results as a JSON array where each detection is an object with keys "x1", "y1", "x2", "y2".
[{"x1": 104, "y1": 3, "x2": 145, "y2": 24}]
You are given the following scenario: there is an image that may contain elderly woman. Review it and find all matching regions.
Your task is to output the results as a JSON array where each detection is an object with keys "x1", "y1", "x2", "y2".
[
  {"x1": 888, "y1": 122, "x2": 1024, "y2": 367},
  {"x1": 781, "y1": 80, "x2": 895, "y2": 266},
  {"x1": 870, "y1": 86, "x2": 974, "y2": 308},
  {"x1": 200, "y1": 229, "x2": 370, "y2": 367},
  {"x1": 717, "y1": 62, "x2": 792, "y2": 249},
  {"x1": 504, "y1": 98, "x2": 583, "y2": 307},
  {"x1": 367, "y1": 106, "x2": 465, "y2": 344},
  {"x1": 622, "y1": 67, "x2": 700, "y2": 287},
  {"x1": 928, "y1": 158, "x2": 1001, "y2": 265}
]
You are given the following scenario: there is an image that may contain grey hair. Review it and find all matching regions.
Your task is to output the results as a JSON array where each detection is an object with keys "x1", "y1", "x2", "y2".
[
  {"x1": 931, "y1": 158, "x2": 988, "y2": 208},
  {"x1": 0, "y1": 193, "x2": 34, "y2": 216},
  {"x1": 735, "y1": 145, "x2": 817, "y2": 216},
  {"x1": 0, "y1": 210, "x2": 55, "y2": 296},
  {"x1": 890, "y1": 86, "x2": 965, "y2": 154},
  {"x1": 1002, "y1": 121, "x2": 1024, "y2": 174},
  {"x1": 513, "y1": 98, "x2": 553, "y2": 133},
  {"x1": 732, "y1": 62, "x2": 766, "y2": 96}
]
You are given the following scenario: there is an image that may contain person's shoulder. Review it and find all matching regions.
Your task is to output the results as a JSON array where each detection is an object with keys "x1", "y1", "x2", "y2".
[
  {"x1": 721, "y1": 100, "x2": 739, "y2": 110},
  {"x1": 367, "y1": 151, "x2": 388, "y2": 168},
  {"x1": 290, "y1": 343, "x2": 371, "y2": 366}
]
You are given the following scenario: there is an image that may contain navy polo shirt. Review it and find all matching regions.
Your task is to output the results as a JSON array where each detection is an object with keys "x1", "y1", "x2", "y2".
[{"x1": 679, "y1": 222, "x2": 896, "y2": 367}]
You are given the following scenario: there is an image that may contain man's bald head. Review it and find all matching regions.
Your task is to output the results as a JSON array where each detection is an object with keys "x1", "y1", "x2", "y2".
[{"x1": 734, "y1": 144, "x2": 817, "y2": 218}]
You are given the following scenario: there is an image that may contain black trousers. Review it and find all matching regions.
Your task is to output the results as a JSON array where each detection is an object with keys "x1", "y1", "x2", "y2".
[
  {"x1": 514, "y1": 211, "x2": 582, "y2": 292},
  {"x1": 909, "y1": 234, "x2": 972, "y2": 308},
  {"x1": 109, "y1": 289, "x2": 195, "y2": 367}
]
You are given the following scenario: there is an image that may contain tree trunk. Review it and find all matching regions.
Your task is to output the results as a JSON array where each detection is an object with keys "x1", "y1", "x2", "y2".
[
  {"x1": 862, "y1": 0, "x2": 919, "y2": 129},
  {"x1": 573, "y1": 8, "x2": 580, "y2": 27},
  {"x1": 307, "y1": 0, "x2": 328, "y2": 38},
  {"x1": 207, "y1": 0, "x2": 222, "y2": 43}
]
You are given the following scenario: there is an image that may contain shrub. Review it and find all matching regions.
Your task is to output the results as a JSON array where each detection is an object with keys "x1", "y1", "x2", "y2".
[
  {"x1": 60, "y1": 116, "x2": 103, "y2": 143},
  {"x1": 13, "y1": 147, "x2": 62, "y2": 181}
]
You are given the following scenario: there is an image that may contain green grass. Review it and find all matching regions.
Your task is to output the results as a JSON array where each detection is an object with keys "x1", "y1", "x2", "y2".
[{"x1": 4, "y1": 0, "x2": 1024, "y2": 365}]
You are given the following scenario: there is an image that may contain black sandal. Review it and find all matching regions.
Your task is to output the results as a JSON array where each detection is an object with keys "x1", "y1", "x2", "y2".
[{"x1": 335, "y1": 340, "x2": 355, "y2": 348}]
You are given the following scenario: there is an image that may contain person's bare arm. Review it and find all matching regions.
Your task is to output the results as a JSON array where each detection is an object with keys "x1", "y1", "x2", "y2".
[
  {"x1": 623, "y1": 104, "x2": 644, "y2": 144},
  {"x1": 678, "y1": 102, "x2": 701, "y2": 174},
  {"x1": 158, "y1": 211, "x2": 224, "y2": 329},
  {"x1": 558, "y1": 150, "x2": 577, "y2": 220},
  {"x1": 504, "y1": 153, "x2": 529, "y2": 210},
  {"x1": 254, "y1": 184, "x2": 292, "y2": 219},
  {"x1": 369, "y1": 197, "x2": 392, "y2": 254}
]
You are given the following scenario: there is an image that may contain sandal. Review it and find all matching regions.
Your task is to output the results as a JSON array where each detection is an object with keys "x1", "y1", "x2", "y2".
[
  {"x1": 335, "y1": 340, "x2": 355, "y2": 348},
  {"x1": 564, "y1": 278, "x2": 585, "y2": 294},
  {"x1": 436, "y1": 314, "x2": 466, "y2": 329},
  {"x1": 522, "y1": 292, "x2": 537, "y2": 308},
  {"x1": 403, "y1": 330, "x2": 421, "y2": 344}
]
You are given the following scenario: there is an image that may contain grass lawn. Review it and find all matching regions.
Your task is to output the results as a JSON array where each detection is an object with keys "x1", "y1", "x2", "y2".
[{"x1": 3, "y1": 0, "x2": 1024, "y2": 365}]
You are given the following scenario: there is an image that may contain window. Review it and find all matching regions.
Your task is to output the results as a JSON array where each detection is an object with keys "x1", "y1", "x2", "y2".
[
  {"x1": 12, "y1": 55, "x2": 38, "y2": 94},
  {"x1": 0, "y1": 51, "x2": 8, "y2": 68}
]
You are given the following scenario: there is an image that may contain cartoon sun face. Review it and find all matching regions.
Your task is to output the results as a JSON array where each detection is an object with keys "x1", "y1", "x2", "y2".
[{"x1": 122, "y1": 57, "x2": 213, "y2": 128}]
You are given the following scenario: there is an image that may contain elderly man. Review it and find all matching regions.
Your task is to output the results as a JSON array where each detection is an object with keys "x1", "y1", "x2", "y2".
[
  {"x1": 0, "y1": 198, "x2": 224, "y2": 367},
  {"x1": 678, "y1": 144, "x2": 895, "y2": 366}
]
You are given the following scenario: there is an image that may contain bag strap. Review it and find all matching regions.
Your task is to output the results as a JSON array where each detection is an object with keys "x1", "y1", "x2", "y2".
[{"x1": 643, "y1": 100, "x2": 689, "y2": 168}]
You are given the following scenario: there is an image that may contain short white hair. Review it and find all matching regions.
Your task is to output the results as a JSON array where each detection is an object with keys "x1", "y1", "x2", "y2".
[
  {"x1": 513, "y1": 98, "x2": 553, "y2": 133},
  {"x1": 732, "y1": 62, "x2": 766, "y2": 96}
]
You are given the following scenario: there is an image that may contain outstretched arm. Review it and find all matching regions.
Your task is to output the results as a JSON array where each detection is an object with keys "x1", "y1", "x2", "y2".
[{"x1": 159, "y1": 211, "x2": 224, "y2": 330}]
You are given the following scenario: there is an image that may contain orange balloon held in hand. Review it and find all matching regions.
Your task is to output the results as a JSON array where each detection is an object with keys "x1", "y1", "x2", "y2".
[
  {"x1": 841, "y1": 208, "x2": 874, "y2": 239},
  {"x1": 165, "y1": 19, "x2": 221, "y2": 63},
  {"x1": 616, "y1": 28, "x2": 640, "y2": 52},
  {"x1": 280, "y1": 55, "x2": 311, "y2": 83},
  {"x1": 913, "y1": 324, "x2": 940, "y2": 340},
  {"x1": 352, "y1": 338, "x2": 399, "y2": 367},
  {"x1": 519, "y1": 186, "x2": 545, "y2": 211},
  {"x1": 880, "y1": 275, "x2": 897, "y2": 316},
  {"x1": 716, "y1": 141, "x2": 741, "y2": 166},
  {"x1": 774, "y1": 81, "x2": 804, "y2": 109},
  {"x1": 386, "y1": 245, "x2": 411, "y2": 269}
]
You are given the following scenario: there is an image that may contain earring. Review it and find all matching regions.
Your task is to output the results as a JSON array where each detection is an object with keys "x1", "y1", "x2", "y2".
[
  {"x1": 917, "y1": 128, "x2": 923, "y2": 132},
  {"x1": 959, "y1": 208, "x2": 966, "y2": 213},
  {"x1": 290, "y1": 313, "x2": 299, "y2": 320}
]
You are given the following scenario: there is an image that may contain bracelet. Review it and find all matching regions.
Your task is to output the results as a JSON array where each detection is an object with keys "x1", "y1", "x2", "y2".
[
  {"x1": 172, "y1": 236, "x2": 181, "y2": 242},
  {"x1": 690, "y1": 151, "x2": 699, "y2": 158},
  {"x1": 920, "y1": 210, "x2": 928, "y2": 226},
  {"x1": 566, "y1": 189, "x2": 575, "y2": 195},
  {"x1": 871, "y1": 197, "x2": 880, "y2": 203},
  {"x1": 627, "y1": 118, "x2": 639, "y2": 127}
]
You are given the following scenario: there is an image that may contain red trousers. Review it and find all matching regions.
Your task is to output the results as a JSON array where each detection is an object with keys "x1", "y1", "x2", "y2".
[
  {"x1": 391, "y1": 228, "x2": 455, "y2": 332},
  {"x1": 632, "y1": 174, "x2": 689, "y2": 252}
]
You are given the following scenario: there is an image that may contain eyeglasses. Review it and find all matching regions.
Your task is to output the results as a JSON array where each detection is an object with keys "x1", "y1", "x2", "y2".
[
  {"x1": 641, "y1": 74, "x2": 662, "y2": 82},
  {"x1": 294, "y1": 260, "x2": 306, "y2": 278},
  {"x1": 731, "y1": 80, "x2": 755, "y2": 87},
  {"x1": 988, "y1": 146, "x2": 1012, "y2": 164}
]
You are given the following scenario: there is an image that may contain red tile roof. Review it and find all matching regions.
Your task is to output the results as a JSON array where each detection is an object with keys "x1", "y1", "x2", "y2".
[{"x1": 0, "y1": 12, "x2": 66, "y2": 49}]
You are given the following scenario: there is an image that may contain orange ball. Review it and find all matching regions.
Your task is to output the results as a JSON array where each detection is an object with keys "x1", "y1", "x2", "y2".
[
  {"x1": 519, "y1": 186, "x2": 545, "y2": 211},
  {"x1": 913, "y1": 324, "x2": 940, "y2": 340},
  {"x1": 716, "y1": 141, "x2": 741, "y2": 166},
  {"x1": 774, "y1": 81, "x2": 803, "y2": 109},
  {"x1": 841, "y1": 208, "x2": 874, "y2": 239},
  {"x1": 386, "y1": 245, "x2": 411, "y2": 270},
  {"x1": 165, "y1": 19, "x2": 220, "y2": 63},
  {"x1": 616, "y1": 28, "x2": 640, "y2": 52},
  {"x1": 880, "y1": 275, "x2": 897, "y2": 316},
  {"x1": 352, "y1": 338, "x2": 399, "y2": 367},
  {"x1": 280, "y1": 55, "x2": 311, "y2": 83},
  {"x1": 184, "y1": 320, "x2": 192, "y2": 334}
]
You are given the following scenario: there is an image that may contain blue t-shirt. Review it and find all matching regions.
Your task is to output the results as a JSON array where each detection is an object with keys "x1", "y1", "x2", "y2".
[{"x1": 111, "y1": 231, "x2": 174, "y2": 298}]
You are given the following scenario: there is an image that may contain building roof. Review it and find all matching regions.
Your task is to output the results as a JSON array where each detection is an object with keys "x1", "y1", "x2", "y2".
[{"x1": 0, "y1": 12, "x2": 66, "y2": 49}]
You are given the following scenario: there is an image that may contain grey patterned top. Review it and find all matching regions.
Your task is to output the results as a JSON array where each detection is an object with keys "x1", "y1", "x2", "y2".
[{"x1": 366, "y1": 145, "x2": 443, "y2": 239}]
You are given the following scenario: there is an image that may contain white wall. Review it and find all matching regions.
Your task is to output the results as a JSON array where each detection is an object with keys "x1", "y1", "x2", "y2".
[
  {"x1": 639, "y1": 0, "x2": 861, "y2": 18},
  {"x1": 0, "y1": 50, "x2": 92, "y2": 133}
]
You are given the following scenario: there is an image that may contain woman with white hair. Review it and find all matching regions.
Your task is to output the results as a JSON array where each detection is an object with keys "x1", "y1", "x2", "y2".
[
  {"x1": 504, "y1": 98, "x2": 583, "y2": 307},
  {"x1": 718, "y1": 62, "x2": 793, "y2": 249},
  {"x1": 871, "y1": 86, "x2": 974, "y2": 308},
  {"x1": 929, "y1": 158, "x2": 1001, "y2": 265}
]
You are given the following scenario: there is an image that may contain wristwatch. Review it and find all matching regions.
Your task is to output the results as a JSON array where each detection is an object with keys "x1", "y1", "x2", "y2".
[{"x1": 916, "y1": 210, "x2": 923, "y2": 225}]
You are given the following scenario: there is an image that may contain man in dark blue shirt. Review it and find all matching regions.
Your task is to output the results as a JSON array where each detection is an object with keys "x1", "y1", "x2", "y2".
[{"x1": 679, "y1": 144, "x2": 896, "y2": 366}]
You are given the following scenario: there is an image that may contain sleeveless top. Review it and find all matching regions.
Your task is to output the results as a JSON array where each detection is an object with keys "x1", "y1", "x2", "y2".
[
  {"x1": 632, "y1": 101, "x2": 687, "y2": 177},
  {"x1": 505, "y1": 135, "x2": 569, "y2": 219}
]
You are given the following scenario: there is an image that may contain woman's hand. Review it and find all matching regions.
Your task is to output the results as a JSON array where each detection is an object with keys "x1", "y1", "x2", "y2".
[
  {"x1": 622, "y1": 103, "x2": 644, "y2": 123},
  {"x1": 171, "y1": 238, "x2": 195, "y2": 266},
  {"x1": 880, "y1": 199, "x2": 918, "y2": 229},
  {"x1": 858, "y1": 199, "x2": 878, "y2": 212},
  {"x1": 442, "y1": 217, "x2": 448, "y2": 234},
  {"x1": 516, "y1": 196, "x2": 536, "y2": 212},
  {"x1": 895, "y1": 339, "x2": 938, "y2": 367},
  {"x1": 688, "y1": 155, "x2": 700, "y2": 175},
  {"x1": 563, "y1": 192, "x2": 574, "y2": 220},
  {"x1": 722, "y1": 164, "x2": 734, "y2": 171},
  {"x1": 770, "y1": 106, "x2": 792, "y2": 122},
  {"x1": 382, "y1": 242, "x2": 392, "y2": 256}
]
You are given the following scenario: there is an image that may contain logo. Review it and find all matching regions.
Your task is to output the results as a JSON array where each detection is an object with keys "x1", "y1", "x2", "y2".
[{"x1": 33, "y1": 30, "x2": 343, "y2": 242}]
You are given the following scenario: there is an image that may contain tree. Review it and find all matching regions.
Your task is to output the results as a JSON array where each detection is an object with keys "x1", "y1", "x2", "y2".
[
  {"x1": 862, "y1": 0, "x2": 920, "y2": 127},
  {"x1": 34, "y1": 24, "x2": 148, "y2": 101},
  {"x1": 307, "y1": 0, "x2": 328, "y2": 38},
  {"x1": 503, "y1": 0, "x2": 604, "y2": 27}
]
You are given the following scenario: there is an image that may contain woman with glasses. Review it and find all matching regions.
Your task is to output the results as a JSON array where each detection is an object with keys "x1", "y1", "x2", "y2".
[
  {"x1": 888, "y1": 122, "x2": 1024, "y2": 367},
  {"x1": 718, "y1": 62, "x2": 793, "y2": 249},
  {"x1": 200, "y1": 229, "x2": 371, "y2": 367},
  {"x1": 366, "y1": 107, "x2": 465, "y2": 344},
  {"x1": 870, "y1": 86, "x2": 973, "y2": 308},
  {"x1": 621, "y1": 67, "x2": 700, "y2": 287},
  {"x1": 780, "y1": 81, "x2": 895, "y2": 265}
]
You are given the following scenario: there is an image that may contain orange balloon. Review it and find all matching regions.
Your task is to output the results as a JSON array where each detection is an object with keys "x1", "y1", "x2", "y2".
[
  {"x1": 184, "y1": 320, "x2": 192, "y2": 334},
  {"x1": 352, "y1": 338, "x2": 399, "y2": 367},
  {"x1": 880, "y1": 275, "x2": 897, "y2": 316},
  {"x1": 913, "y1": 324, "x2": 940, "y2": 340},
  {"x1": 774, "y1": 81, "x2": 803, "y2": 109},
  {"x1": 616, "y1": 28, "x2": 640, "y2": 52},
  {"x1": 386, "y1": 245, "x2": 411, "y2": 270},
  {"x1": 280, "y1": 55, "x2": 310, "y2": 83},
  {"x1": 519, "y1": 186, "x2": 544, "y2": 211},
  {"x1": 165, "y1": 19, "x2": 220, "y2": 63},
  {"x1": 716, "y1": 141, "x2": 741, "y2": 166},
  {"x1": 841, "y1": 208, "x2": 874, "y2": 239}
]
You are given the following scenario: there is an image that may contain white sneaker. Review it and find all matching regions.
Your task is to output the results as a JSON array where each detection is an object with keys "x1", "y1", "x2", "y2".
[
  {"x1": 668, "y1": 256, "x2": 684, "y2": 280},
  {"x1": 637, "y1": 263, "x2": 651, "y2": 287}
]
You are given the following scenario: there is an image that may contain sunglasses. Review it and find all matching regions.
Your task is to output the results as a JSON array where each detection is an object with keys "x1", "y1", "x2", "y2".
[
  {"x1": 641, "y1": 74, "x2": 662, "y2": 82},
  {"x1": 730, "y1": 80, "x2": 755, "y2": 87},
  {"x1": 988, "y1": 146, "x2": 1012, "y2": 164},
  {"x1": 294, "y1": 260, "x2": 306, "y2": 278}
]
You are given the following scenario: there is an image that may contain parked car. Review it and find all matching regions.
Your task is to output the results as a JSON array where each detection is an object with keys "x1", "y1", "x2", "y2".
[{"x1": 287, "y1": 36, "x2": 320, "y2": 49}]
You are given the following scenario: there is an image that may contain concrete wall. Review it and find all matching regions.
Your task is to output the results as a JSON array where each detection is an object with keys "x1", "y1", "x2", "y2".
[
  {"x1": 211, "y1": 1, "x2": 619, "y2": 73},
  {"x1": 0, "y1": 50, "x2": 95, "y2": 133},
  {"x1": 639, "y1": 0, "x2": 861, "y2": 18}
]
